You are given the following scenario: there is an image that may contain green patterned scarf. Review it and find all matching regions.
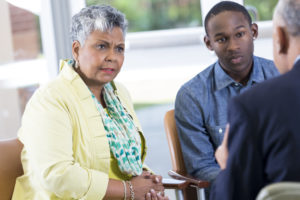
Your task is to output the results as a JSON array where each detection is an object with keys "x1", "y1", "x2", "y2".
[{"x1": 91, "y1": 82, "x2": 143, "y2": 176}]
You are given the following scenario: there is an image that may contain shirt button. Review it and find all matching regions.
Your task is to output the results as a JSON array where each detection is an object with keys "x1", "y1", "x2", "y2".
[
  {"x1": 219, "y1": 128, "x2": 223, "y2": 134},
  {"x1": 234, "y1": 83, "x2": 239, "y2": 87}
]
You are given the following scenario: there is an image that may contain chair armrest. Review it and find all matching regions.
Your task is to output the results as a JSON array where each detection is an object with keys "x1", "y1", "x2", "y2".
[
  {"x1": 256, "y1": 182, "x2": 300, "y2": 200},
  {"x1": 168, "y1": 170, "x2": 210, "y2": 188},
  {"x1": 162, "y1": 178, "x2": 190, "y2": 189}
]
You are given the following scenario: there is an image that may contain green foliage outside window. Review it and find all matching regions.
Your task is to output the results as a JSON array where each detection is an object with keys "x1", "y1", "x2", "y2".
[
  {"x1": 86, "y1": 0, "x2": 202, "y2": 32},
  {"x1": 86, "y1": 0, "x2": 277, "y2": 32},
  {"x1": 245, "y1": 0, "x2": 278, "y2": 21}
]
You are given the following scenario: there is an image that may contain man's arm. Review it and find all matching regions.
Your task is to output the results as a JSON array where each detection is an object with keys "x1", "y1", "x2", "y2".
[
  {"x1": 210, "y1": 97, "x2": 264, "y2": 200},
  {"x1": 175, "y1": 87, "x2": 220, "y2": 182}
]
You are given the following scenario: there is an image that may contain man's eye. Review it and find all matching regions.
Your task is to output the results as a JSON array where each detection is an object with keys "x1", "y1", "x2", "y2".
[
  {"x1": 217, "y1": 38, "x2": 226, "y2": 43},
  {"x1": 236, "y1": 32, "x2": 245, "y2": 38}
]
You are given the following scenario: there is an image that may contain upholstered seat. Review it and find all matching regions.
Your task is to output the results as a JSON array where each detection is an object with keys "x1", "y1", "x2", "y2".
[
  {"x1": 0, "y1": 138, "x2": 23, "y2": 200},
  {"x1": 256, "y1": 182, "x2": 300, "y2": 200}
]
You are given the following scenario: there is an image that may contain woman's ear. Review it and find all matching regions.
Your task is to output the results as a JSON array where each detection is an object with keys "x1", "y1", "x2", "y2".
[
  {"x1": 204, "y1": 35, "x2": 214, "y2": 51},
  {"x1": 72, "y1": 41, "x2": 81, "y2": 60},
  {"x1": 251, "y1": 23, "x2": 258, "y2": 39}
]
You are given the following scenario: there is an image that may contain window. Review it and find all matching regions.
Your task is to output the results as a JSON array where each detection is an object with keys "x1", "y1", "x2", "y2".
[
  {"x1": 86, "y1": 0, "x2": 202, "y2": 32},
  {"x1": 245, "y1": 0, "x2": 277, "y2": 21}
]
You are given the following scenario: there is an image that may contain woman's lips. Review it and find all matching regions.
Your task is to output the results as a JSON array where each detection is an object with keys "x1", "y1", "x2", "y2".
[{"x1": 100, "y1": 68, "x2": 114, "y2": 74}]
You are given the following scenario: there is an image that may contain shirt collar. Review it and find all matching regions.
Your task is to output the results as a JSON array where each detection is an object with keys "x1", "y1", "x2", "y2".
[
  {"x1": 214, "y1": 61, "x2": 235, "y2": 91},
  {"x1": 214, "y1": 56, "x2": 265, "y2": 91},
  {"x1": 294, "y1": 55, "x2": 300, "y2": 64}
]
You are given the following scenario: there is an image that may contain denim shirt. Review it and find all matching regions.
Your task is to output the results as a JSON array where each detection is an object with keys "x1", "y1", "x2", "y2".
[{"x1": 174, "y1": 56, "x2": 279, "y2": 182}]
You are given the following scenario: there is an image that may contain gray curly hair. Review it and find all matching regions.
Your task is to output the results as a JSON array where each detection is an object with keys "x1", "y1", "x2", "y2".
[
  {"x1": 275, "y1": 0, "x2": 300, "y2": 36},
  {"x1": 70, "y1": 5, "x2": 128, "y2": 45}
]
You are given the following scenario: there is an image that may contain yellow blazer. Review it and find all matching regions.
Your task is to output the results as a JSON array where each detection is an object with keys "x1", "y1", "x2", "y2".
[{"x1": 12, "y1": 60, "x2": 148, "y2": 200}]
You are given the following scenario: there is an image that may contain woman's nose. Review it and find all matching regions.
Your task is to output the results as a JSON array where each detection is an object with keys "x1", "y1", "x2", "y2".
[{"x1": 105, "y1": 48, "x2": 116, "y2": 62}]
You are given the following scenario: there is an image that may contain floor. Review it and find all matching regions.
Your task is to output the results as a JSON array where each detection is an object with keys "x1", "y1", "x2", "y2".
[{"x1": 135, "y1": 103, "x2": 178, "y2": 199}]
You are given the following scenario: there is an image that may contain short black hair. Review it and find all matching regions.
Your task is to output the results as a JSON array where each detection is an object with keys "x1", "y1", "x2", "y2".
[{"x1": 204, "y1": 1, "x2": 252, "y2": 35}]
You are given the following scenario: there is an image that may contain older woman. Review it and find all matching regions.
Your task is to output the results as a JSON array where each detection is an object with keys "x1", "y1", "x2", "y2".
[{"x1": 12, "y1": 5, "x2": 168, "y2": 200}]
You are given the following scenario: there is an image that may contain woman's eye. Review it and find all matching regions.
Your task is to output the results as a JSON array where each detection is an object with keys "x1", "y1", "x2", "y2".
[
  {"x1": 96, "y1": 44, "x2": 106, "y2": 49},
  {"x1": 116, "y1": 46, "x2": 124, "y2": 53}
]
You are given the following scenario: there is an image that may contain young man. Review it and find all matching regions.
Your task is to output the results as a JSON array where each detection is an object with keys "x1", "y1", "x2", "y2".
[
  {"x1": 211, "y1": 0, "x2": 300, "y2": 199},
  {"x1": 174, "y1": 1, "x2": 279, "y2": 183}
]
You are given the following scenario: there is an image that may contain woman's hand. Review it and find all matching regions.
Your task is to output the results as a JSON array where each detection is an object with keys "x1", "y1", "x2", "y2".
[
  {"x1": 143, "y1": 171, "x2": 169, "y2": 200},
  {"x1": 130, "y1": 171, "x2": 167, "y2": 200},
  {"x1": 145, "y1": 189, "x2": 169, "y2": 200}
]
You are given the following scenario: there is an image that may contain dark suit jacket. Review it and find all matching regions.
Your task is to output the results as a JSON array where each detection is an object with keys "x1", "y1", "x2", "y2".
[{"x1": 210, "y1": 60, "x2": 300, "y2": 200}]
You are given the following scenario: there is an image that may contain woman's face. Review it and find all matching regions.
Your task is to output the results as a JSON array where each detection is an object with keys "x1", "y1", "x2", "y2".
[{"x1": 73, "y1": 27, "x2": 125, "y2": 87}]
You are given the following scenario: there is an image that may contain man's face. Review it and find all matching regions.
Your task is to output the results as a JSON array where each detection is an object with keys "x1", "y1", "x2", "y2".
[{"x1": 205, "y1": 11, "x2": 257, "y2": 75}]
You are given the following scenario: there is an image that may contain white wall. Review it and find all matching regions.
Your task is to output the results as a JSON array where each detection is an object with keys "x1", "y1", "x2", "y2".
[
  {"x1": 40, "y1": 0, "x2": 85, "y2": 79},
  {"x1": 0, "y1": 0, "x2": 14, "y2": 63}
]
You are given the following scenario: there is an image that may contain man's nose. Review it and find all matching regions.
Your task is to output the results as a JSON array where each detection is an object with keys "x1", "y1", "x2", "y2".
[{"x1": 227, "y1": 38, "x2": 240, "y2": 51}]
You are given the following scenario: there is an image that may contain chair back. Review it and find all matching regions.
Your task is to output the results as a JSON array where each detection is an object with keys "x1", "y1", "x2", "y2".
[
  {"x1": 164, "y1": 109, "x2": 186, "y2": 175},
  {"x1": 0, "y1": 138, "x2": 24, "y2": 200},
  {"x1": 256, "y1": 182, "x2": 300, "y2": 200}
]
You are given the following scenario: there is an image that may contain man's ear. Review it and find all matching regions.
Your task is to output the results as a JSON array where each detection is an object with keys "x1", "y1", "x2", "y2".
[
  {"x1": 72, "y1": 41, "x2": 81, "y2": 60},
  {"x1": 204, "y1": 35, "x2": 214, "y2": 51},
  {"x1": 276, "y1": 26, "x2": 289, "y2": 54},
  {"x1": 251, "y1": 23, "x2": 258, "y2": 39}
]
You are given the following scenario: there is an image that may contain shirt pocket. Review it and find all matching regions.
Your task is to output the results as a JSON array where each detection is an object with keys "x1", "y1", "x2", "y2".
[{"x1": 207, "y1": 125, "x2": 227, "y2": 148}]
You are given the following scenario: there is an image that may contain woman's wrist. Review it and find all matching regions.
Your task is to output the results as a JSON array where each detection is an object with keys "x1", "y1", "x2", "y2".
[
  {"x1": 122, "y1": 180, "x2": 127, "y2": 200},
  {"x1": 126, "y1": 181, "x2": 134, "y2": 200}
]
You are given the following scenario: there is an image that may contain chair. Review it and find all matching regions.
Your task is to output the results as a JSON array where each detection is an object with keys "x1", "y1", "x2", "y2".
[
  {"x1": 256, "y1": 182, "x2": 300, "y2": 200},
  {"x1": 0, "y1": 137, "x2": 186, "y2": 200},
  {"x1": 0, "y1": 138, "x2": 24, "y2": 200},
  {"x1": 164, "y1": 109, "x2": 210, "y2": 200}
]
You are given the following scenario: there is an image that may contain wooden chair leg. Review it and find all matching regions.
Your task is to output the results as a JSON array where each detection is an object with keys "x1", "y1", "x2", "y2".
[{"x1": 183, "y1": 186, "x2": 198, "y2": 200}]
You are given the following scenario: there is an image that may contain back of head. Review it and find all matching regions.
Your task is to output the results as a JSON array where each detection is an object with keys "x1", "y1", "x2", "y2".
[
  {"x1": 273, "y1": 0, "x2": 300, "y2": 73},
  {"x1": 70, "y1": 5, "x2": 128, "y2": 46},
  {"x1": 275, "y1": 0, "x2": 300, "y2": 37},
  {"x1": 204, "y1": 1, "x2": 252, "y2": 35}
]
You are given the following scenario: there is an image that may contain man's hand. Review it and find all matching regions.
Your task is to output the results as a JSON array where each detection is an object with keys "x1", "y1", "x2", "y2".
[{"x1": 215, "y1": 124, "x2": 229, "y2": 170}]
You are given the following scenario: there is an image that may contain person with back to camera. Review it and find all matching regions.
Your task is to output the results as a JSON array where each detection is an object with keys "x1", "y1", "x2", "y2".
[
  {"x1": 211, "y1": 0, "x2": 300, "y2": 199},
  {"x1": 12, "y1": 5, "x2": 168, "y2": 200},
  {"x1": 174, "y1": 0, "x2": 279, "y2": 195}
]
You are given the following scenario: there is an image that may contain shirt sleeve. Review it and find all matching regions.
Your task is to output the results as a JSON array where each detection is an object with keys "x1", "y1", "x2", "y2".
[
  {"x1": 19, "y1": 88, "x2": 109, "y2": 200},
  {"x1": 175, "y1": 86, "x2": 220, "y2": 182},
  {"x1": 210, "y1": 96, "x2": 264, "y2": 200}
]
